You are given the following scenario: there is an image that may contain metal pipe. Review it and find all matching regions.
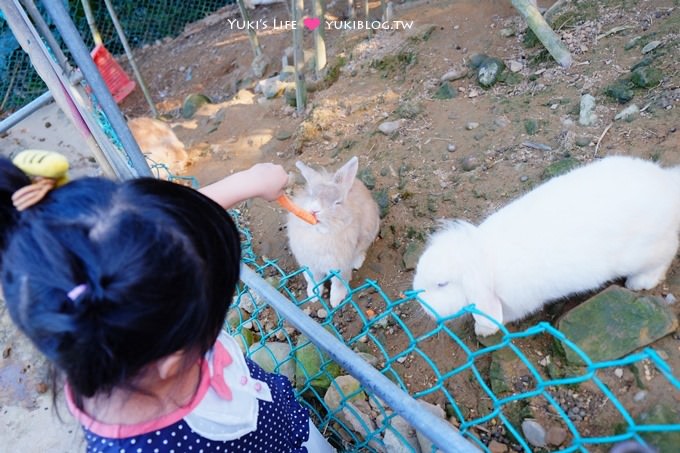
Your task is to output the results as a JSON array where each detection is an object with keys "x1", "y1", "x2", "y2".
[
  {"x1": 41, "y1": 0, "x2": 152, "y2": 178},
  {"x1": 20, "y1": 0, "x2": 72, "y2": 72},
  {"x1": 0, "y1": 90, "x2": 53, "y2": 134},
  {"x1": 80, "y1": 0, "x2": 103, "y2": 46},
  {"x1": 240, "y1": 265, "x2": 481, "y2": 453},
  {"x1": 0, "y1": 0, "x2": 118, "y2": 178},
  {"x1": 102, "y1": 0, "x2": 158, "y2": 118}
]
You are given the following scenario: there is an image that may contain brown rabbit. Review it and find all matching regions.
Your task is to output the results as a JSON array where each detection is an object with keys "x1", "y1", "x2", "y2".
[
  {"x1": 287, "y1": 156, "x2": 380, "y2": 307},
  {"x1": 128, "y1": 117, "x2": 189, "y2": 175}
]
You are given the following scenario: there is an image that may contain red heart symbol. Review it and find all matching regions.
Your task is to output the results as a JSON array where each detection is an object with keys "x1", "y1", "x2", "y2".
[{"x1": 303, "y1": 17, "x2": 321, "y2": 31}]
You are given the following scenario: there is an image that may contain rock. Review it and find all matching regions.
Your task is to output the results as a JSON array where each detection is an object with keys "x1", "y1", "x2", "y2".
[
  {"x1": 499, "y1": 27, "x2": 515, "y2": 38},
  {"x1": 357, "y1": 352, "x2": 380, "y2": 367},
  {"x1": 488, "y1": 440, "x2": 508, "y2": 453},
  {"x1": 557, "y1": 286, "x2": 679, "y2": 365},
  {"x1": 342, "y1": 401, "x2": 376, "y2": 442},
  {"x1": 634, "y1": 390, "x2": 647, "y2": 402},
  {"x1": 508, "y1": 60, "x2": 523, "y2": 73},
  {"x1": 521, "y1": 419, "x2": 547, "y2": 448},
  {"x1": 283, "y1": 86, "x2": 298, "y2": 107},
  {"x1": 373, "y1": 189, "x2": 390, "y2": 218},
  {"x1": 614, "y1": 368, "x2": 624, "y2": 378},
  {"x1": 494, "y1": 117, "x2": 511, "y2": 129},
  {"x1": 641, "y1": 40, "x2": 662, "y2": 54},
  {"x1": 379, "y1": 119, "x2": 404, "y2": 135},
  {"x1": 383, "y1": 415, "x2": 420, "y2": 453},
  {"x1": 614, "y1": 104, "x2": 640, "y2": 122},
  {"x1": 447, "y1": 143, "x2": 457, "y2": 152},
  {"x1": 415, "y1": 401, "x2": 447, "y2": 453},
  {"x1": 578, "y1": 94, "x2": 597, "y2": 126},
  {"x1": 357, "y1": 168, "x2": 376, "y2": 190},
  {"x1": 250, "y1": 342, "x2": 295, "y2": 383},
  {"x1": 441, "y1": 67, "x2": 468, "y2": 82},
  {"x1": 520, "y1": 175, "x2": 529, "y2": 182},
  {"x1": 465, "y1": 122, "x2": 479, "y2": 130},
  {"x1": 296, "y1": 333, "x2": 342, "y2": 390},
  {"x1": 323, "y1": 375, "x2": 366, "y2": 412},
  {"x1": 256, "y1": 76, "x2": 287, "y2": 99},
  {"x1": 624, "y1": 36, "x2": 642, "y2": 50},
  {"x1": 477, "y1": 57, "x2": 506, "y2": 88},
  {"x1": 636, "y1": 403, "x2": 680, "y2": 452},
  {"x1": 630, "y1": 56, "x2": 655, "y2": 72},
  {"x1": 276, "y1": 130, "x2": 293, "y2": 140},
  {"x1": 233, "y1": 330, "x2": 254, "y2": 354},
  {"x1": 317, "y1": 308, "x2": 328, "y2": 319},
  {"x1": 610, "y1": 440, "x2": 657, "y2": 453},
  {"x1": 546, "y1": 426, "x2": 567, "y2": 446},
  {"x1": 469, "y1": 53, "x2": 489, "y2": 69},
  {"x1": 522, "y1": 141, "x2": 551, "y2": 152},
  {"x1": 575, "y1": 136, "x2": 591, "y2": 147},
  {"x1": 434, "y1": 82, "x2": 457, "y2": 100},
  {"x1": 542, "y1": 157, "x2": 580, "y2": 180},
  {"x1": 605, "y1": 80, "x2": 634, "y2": 104},
  {"x1": 181, "y1": 93, "x2": 212, "y2": 119},
  {"x1": 402, "y1": 241, "x2": 424, "y2": 271},
  {"x1": 461, "y1": 155, "x2": 480, "y2": 172},
  {"x1": 395, "y1": 101, "x2": 423, "y2": 119},
  {"x1": 251, "y1": 53, "x2": 270, "y2": 78},
  {"x1": 278, "y1": 65, "x2": 296, "y2": 82},
  {"x1": 489, "y1": 353, "x2": 512, "y2": 395},
  {"x1": 524, "y1": 119, "x2": 539, "y2": 135},
  {"x1": 631, "y1": 66, "x2": 662, "y2": 88}
]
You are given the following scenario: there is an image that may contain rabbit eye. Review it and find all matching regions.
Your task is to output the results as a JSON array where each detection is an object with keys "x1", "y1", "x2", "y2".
[
  {"x1": 334, "y1": 200, "x2": 343, "y2": 205},
  {"x1": 437, "y1": 282, "x2": 449, "y2": 288}
]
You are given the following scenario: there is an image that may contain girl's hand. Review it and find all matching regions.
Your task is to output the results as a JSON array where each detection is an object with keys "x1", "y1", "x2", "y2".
[{"x1": 247, "y1": 163, "x2": 289, "y2": 202}]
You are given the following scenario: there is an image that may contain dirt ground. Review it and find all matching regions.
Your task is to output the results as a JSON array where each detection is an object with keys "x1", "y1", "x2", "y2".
[{"x1": 1, "y1": 0, "x2": 679, "y2": 451}]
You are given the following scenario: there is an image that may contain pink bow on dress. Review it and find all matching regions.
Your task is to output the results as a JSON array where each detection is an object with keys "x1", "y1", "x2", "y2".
[{"x1": 210, "y1": 341, "x2": 234, "y2": 401}]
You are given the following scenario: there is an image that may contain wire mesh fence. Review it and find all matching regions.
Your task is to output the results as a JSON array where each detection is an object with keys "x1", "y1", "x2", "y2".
[
  {"x1": 0, "y1": 0, "x2": 233, "y2": 118},
  {"x1": 224, "y1": 210, "x2": 680, "y2": 453}
]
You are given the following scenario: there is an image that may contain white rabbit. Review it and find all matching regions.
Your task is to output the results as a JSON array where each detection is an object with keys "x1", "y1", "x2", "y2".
[
  {"x1": 413, "y1": 156, "x2": 680, "y2": 337},
  {"x1": 128, "y1": 117, "x2": 189, "y2": 176},
  {"x1": 287, "y1": 156, "x2": 380, "y2": 307}
]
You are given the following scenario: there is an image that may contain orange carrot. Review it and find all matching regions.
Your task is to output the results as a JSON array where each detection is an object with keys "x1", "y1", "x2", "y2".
[{"x1": 277, "y1": 194, "x2": 317, "y2": 225}]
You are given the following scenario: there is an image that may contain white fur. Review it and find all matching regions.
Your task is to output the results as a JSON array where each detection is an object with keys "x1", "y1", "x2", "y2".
[
  {"x1": 287, "y1": 156, "x2": 380, "y2": 307},
  {"x1": 413, "y1": 156, "x2": 680, "y2": 336}
]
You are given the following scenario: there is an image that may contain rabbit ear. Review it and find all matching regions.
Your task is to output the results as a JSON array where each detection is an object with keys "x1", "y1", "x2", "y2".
[
  {"x1": 333, "y1": 156, "x2": 359, "y2": 199},
  {"x1": 296, "y1": 161, "x2": 321, "y2": 185}
]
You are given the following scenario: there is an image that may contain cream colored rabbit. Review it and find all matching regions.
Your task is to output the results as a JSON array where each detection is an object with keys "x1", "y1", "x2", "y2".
[
  {"x1": 128, "y1": 117, "x2": 189, "y2": 175},
  {"x1": 287, "y1": 157, "x2": 380, "y2": 307}
]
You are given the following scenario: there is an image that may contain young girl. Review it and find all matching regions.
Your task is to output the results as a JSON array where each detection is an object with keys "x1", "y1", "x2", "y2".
[{"x1": 0, "y1": 158, "x2": 334, "y2": 452}]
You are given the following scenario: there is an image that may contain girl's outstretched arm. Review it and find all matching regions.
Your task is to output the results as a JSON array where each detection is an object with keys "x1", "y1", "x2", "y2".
[{"x1": 199, "y1": 163, "x2": 289, "y2": 209}]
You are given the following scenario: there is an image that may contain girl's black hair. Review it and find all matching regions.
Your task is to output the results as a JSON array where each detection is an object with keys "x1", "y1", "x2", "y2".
[{"x1": 0, "y1": 158, "x2": 241, "y2": 406}]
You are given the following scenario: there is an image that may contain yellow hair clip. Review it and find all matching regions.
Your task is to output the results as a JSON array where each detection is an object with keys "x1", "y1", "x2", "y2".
[{"x1": 11, "y1": 150, "x2": 70, "y2": 211}]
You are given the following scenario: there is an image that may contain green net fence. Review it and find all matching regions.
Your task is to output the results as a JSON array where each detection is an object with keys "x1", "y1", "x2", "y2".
[
  {"x1": 0, "y1": 0, "x2": 233, "y2": 118},
  {"x1": 225, "y1": 209, "x2": 680, "y2": 453}
]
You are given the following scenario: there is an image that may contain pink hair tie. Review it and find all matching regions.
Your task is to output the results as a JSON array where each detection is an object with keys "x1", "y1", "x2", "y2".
[{"x1": 67, "y1": 284, "x2": 88, "y2": 301}]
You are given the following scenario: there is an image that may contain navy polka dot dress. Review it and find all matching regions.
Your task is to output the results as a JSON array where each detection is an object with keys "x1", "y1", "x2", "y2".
[
  {"x1": 80, "y1": 360, "x2": 309, "y2": 453},
  {"x1": 67, "y1": 335, "x2": 315, "y2": 453}
]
